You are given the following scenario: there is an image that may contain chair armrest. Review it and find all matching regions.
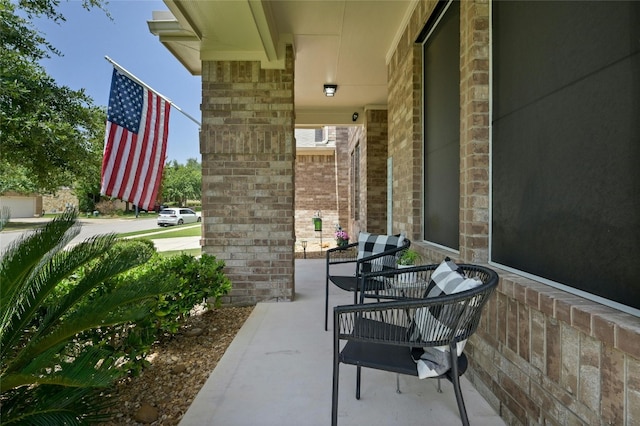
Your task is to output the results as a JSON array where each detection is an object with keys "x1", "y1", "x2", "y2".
[{"x1": 326, "y1": 242, "x2": 359, "y2": 265}]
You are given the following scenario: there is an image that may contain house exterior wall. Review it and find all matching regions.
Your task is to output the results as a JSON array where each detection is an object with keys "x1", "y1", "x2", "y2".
[
  {"x1": 387, "y1": 1, "x2": 640, "y2": 425},
  {"x1": 294, "y1": 127, "x2": 350, "y2": 245},
  {"x1": 334, "y1": 127, "x2": 351, "y2": 234},
  {"x1": 200, "y1": 46, "x2": 295, "y2": 304},
  {"x1": 42, "y1": 188, "x2": 78, "y2": 214},
  {"x1": 347, "y1": 126, "x2": 364, "y2": 237},
  {"x1": 347, "y1": 110, "x2": 388, "y2": 237},
  {"x1": 364, "y1": 109, "x2": 389, "y2": 235},
  {"x1": 295, "y1": 152, "x2": 339, "y2": 240}
]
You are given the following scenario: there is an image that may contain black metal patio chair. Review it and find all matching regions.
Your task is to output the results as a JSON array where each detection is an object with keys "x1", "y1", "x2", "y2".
[
  {"x1": 324, "y1": 233, "x2": 410, "y2": 330},
  {"x1": 331, "y1": 262, "x2": 499, "y2": 426}
]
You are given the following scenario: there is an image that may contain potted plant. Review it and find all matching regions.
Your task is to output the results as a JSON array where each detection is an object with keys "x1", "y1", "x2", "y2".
[
  {"x1": 398, "y1": 249, "x2": 421, "y2": 266},
  {"x1": 335, "y1": 226, "x2": 350, "y2": 247},
  {"x1": 397, "y1": 249, "x2": 421, "y2": 284}
]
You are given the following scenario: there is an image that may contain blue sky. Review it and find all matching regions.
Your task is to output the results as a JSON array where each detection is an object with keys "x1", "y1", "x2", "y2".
[{"x1": 35, "y1": 0, "x2": 201, "y2": 164}]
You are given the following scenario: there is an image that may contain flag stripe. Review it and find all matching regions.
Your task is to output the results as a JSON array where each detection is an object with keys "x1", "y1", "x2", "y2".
[
  {"x1": 136, "y1": 91, "x2": 157, "y2": 206},
  {"x1": 143, "y1": 97, "x2": 170, "y2": 208},
  {"x1": 100, "y1": 69, "x2": 170, "y2": 211}
]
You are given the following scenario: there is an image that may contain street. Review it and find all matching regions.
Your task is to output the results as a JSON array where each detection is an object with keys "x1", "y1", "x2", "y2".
[{"x1": 0, "y1": 216, "x2": 159, "y2": 254}]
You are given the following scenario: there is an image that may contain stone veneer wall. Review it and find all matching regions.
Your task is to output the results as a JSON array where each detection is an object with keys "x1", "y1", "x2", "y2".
[
  {"x1": 387, "y1": 0, "x2": 640, "y2": 424},
  {"x1": 42, "y1": 188, "x2": 78, "y2": 213},
  {"x1": 200, "y1": 47, "x2": 295, "y2": 304}
]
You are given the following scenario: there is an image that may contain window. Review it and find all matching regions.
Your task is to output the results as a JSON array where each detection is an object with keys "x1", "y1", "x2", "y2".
[
  {"x1": 492, "y1": 1, "x2": 640, "y2": 312},
  {"x1": 421, "y1": 0, "x2": 460, "y2": 250}
]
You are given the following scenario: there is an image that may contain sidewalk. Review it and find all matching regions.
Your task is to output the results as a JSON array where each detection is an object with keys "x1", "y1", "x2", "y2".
[
  {"x1": 179, "y1": 259, "x2": 504, "y2": 426},
  {"x1": 152, "y1": 236, "x2": 201, "y2": 252}
]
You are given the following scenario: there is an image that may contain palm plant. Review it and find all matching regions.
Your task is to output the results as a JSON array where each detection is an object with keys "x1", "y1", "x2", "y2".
[{"x1": 0, "y1": 211, "x2": 174, "y2": 424}]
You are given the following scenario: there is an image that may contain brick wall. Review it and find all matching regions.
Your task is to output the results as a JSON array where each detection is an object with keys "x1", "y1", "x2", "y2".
[
  {"x1": 295, "y1": 152, "x2": 339, "y2": 241},
  {"x1": 294, "y1": 127, "x2": 350, "y2": 244},
  {"x1": 347, "y1": 126, "x2": 364, "y2": 236},
  {"x1": 335, "y1": 127, "x2": 350, "y2": 233},
  {"x1": 387, "y1": 8, "x2": 424, "y2": 240},
  {"x1": 364, "y1": 109, "x2": 388, "y2": 234},
  {"x1": 347, "y1": 110, "x2": 388, "y2": 236},
  {"x1": 200, "y1": 46, "x2": 295, "y2": 304},
  {"x1": 386, "y1": 1, "x2": 640, "y2": 424}
]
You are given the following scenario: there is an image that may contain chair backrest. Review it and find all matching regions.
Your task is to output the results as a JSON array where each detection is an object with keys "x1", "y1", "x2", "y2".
[
  {"x1": 349, "y1": 263, "x2": 498, "y2": 348},
  {"x1": 355, "y1": 232, "x2": 410, "y2": 275}
]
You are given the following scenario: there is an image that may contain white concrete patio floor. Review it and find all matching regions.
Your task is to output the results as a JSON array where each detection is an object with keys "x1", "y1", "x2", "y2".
[{"x1": 180, "y1": 259, "x2": 505, "y2": 426}]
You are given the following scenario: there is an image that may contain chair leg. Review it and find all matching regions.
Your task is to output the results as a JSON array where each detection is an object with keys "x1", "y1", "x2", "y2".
[
  {"x1": 449, "y1": 351, "x2": 470, "y2": 426},
  {"x1": 356, "y1": 366, "x2": 362, "y2": 400},
  {"x1": 332, "y1": 361, "x2": 340, "y2": 426},
  {"x1": 396, "y1": 373, "x2": 402, "y2": 394},
  {"x1": 332, "y1": 313, "x2": 340, "y2": 426},
  {"x1": 437, "y1": 378, "x2": 442, "y2": 393},
  {"x1": 325, "y1": 277, "x2": 329, "y2": 331}
]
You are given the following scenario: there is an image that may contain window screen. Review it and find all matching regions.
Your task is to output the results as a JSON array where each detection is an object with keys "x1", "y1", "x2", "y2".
[
  {"x1": 423, "y1": 1, "x2": 460, "y2": 249},
  {"x1": 492, "y1": 1, "x2": 640, "y2": 310}
]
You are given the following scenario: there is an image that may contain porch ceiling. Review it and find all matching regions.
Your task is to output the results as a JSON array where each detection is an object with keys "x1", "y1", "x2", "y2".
[{"x1": 148, "y1": 0, "x2": 417, "y2": 126}]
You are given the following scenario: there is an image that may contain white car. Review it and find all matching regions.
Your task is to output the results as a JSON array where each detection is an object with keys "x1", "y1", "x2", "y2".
[{"x1": 157, "y1": 208, "x2": 201, "y2": 227}]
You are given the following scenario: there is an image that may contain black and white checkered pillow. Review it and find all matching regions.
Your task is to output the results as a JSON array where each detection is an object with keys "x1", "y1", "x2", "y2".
[
  {"x1": 409, "y1": 257, "x2": 482, "y2": 379},
  {"x1": 426, "y1": 257, "x2": 481, "y2": 298},
  {"x1": 356, "y1": 232, "x2": 404, "y2": 260},
  {"x1": 356, "y1": 232, "x2": 405, "y2": 275}
]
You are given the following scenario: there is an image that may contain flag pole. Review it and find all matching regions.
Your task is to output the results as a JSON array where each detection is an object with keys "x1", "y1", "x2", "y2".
[{"x1": 104, "y1": 56, "x2": 201, "y2": 128}]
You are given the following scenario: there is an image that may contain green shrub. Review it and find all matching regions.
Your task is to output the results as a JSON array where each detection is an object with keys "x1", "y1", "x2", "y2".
[
  {"x1": 83, "y1": 248, "x2": 231, "y2": 375},
  {"x1": 0, "y1": 213, "x2": 175, "y2": 424},
  {"x1": 131, "y1": 252, "x2": 231, "y2": 333}
]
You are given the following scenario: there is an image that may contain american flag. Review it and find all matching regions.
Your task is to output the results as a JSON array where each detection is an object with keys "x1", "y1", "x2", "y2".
[{"x1": 100, "y1": 69, "x2": 170, "y2": 211}]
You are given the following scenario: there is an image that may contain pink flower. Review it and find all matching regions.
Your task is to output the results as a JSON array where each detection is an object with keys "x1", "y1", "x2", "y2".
[{"x1": 335, "y1": 230, "x2": 349, "y2": 240}]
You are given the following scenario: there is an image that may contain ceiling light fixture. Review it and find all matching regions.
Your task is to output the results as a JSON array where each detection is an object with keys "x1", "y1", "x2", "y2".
[{"x1": 323, "y1": 84, "x2": 337, "y2": 97}]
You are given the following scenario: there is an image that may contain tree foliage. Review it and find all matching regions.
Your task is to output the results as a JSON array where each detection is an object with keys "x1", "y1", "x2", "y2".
[
  {"x1": 0, "y1": 0, "x2": 107, "y2": 194},
  {"x1": 161, "y1": 158, "x2": 202, "y2": 206}
]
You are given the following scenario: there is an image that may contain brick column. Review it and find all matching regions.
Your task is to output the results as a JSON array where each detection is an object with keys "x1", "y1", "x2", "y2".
[
  {"x1": 200, "y1": 47, "x2": 295, "y2": 304},
  {"x1": 459, "y1": 1, "x2": 490, "y2": 263},
  {"x1": 365, "y1": 109, "x2": 389, "y2": 234}
]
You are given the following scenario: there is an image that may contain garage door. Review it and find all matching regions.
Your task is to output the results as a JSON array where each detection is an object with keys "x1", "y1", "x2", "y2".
[{"x1": 0, "y1": 197, "x2": 36, "y2": 218}]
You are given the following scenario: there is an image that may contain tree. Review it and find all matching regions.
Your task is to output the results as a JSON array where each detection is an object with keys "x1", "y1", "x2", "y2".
[
  {"x1": 161, "y1": 158, "x2": 202, "y2": 206},
  {"x1": 0, "y1": 0, "x2": 107, "y2": 194},
  {"x1": 0, "y1": 212, "x2": 174, "y2": 424}
]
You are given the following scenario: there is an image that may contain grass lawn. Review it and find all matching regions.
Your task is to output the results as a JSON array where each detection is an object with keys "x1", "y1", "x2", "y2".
[
  {"x1": 118, "y1": 224, "x2": 201, "y2": 239},
  {"x1": 121, "y1": 225, "x2": 202, "y2": 256},
  {"x1": 1, "y1": 221, "x2": 40, "y2": 231}
]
